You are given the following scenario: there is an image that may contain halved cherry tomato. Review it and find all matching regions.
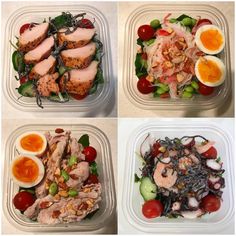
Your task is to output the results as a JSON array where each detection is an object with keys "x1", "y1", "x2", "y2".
[
  {"x1": 78, "y1": 19, "x2": 94, "y2": 29},
  {"x1": 137, "y1": 25, "x2": 155, "y2": 41},
  {"x1": 83, "y1": 146, "x2": 97, "y2": 163},
  {"x1": 198, "y1": 82, "x2": 214, "y2": 96},
  {"x1": 19, "y1": 76, "x2": 27, "y2": 84},
  {"x1": 84, "y1": 174, "x2": 99, "y2": 185},
  {"x1": 201, "y1": 194, "x2": 221, "y2": 212},
  {"x1": 137, "y1": 77, "x2": 154, "y2": 94},
  {"x1": 71, "y1": 93, "x2": 88, "y2": 100},
  {"x1": 142, "y1": 199, "x2": 163, "y2": 218},
  {"x1": 202, "y1": 146, "x2": 217, "y2": 159},
  {"x1": 192, "y1": 19, "x2": 212, "y2": 34},
  {"x1": 20, "y1": 23, "x2": 35, "y2": 35},
  {"x1": 156, "y1": 29, "x2": 171, "y2": 36},
  {"x1": 160, "y1": 93, "x2": 170, "y2": 98},
  {"x1": 151, "y1": 142, "x2": 161, "y2": 157},
  {"x1": 13, "y1": 191, "x2": 35, "y2": 212}
]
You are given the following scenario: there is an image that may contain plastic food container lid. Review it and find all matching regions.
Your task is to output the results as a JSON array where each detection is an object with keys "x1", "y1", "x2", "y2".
[
  {"x1": 3, "y1": 124, "x2": 116, "y2": 232},
  {"x1": 3, "y1": 5, "x2": 113, "y2": 112},
  {"x1": 122, "y1": 122, "x2": 234, "y2": 233},
  {"x1": 122, "y1": 4, "x2": 231, "y2": 110}
]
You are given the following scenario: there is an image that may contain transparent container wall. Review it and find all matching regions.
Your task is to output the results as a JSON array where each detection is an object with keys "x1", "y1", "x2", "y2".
[
  {"x1": 3, "y1": 124, "x2": 116, "y2": 232},
  {"x1": 123, "y1": 123, "x2": 234, "y2": 233},
  {"x1": 3, "y1": 5, "x2": 113, "y2": 112},
  {"x1": 123, "y1": 4, "x2": 231, "y2": 110}
]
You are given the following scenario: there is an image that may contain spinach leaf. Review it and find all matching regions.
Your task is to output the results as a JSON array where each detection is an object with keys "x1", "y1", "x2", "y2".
[
  {"x1": 137, "y1": 38, "x2": 144, "y2": 49},
  {"x1": 84, "y1": 209, "x2": 99, "y2": 219},
  {"x1": 50, "y1": 12, "x2": 73, "y2": 30},
  {"x1": 134, "y1": 173, "x2": 141, "y2": 183},
  {"x1": 78, "y1": 134, "x2": 90, "y2": 147},
  {"x1": 89, "y1": 67, "x2": 104, "y2": 95},
  {"x1": 90, "y1": 162, "x2": 98, "y2": 176},
  {"x1": 176, "y1": 14, "x2": 192, "y2": 21},
  {"x1": 135, "y1": 53, "x2": 148, "y2": 78}
]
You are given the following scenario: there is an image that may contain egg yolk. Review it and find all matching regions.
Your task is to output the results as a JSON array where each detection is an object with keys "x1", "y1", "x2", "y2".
[
  {"x1": 20, "y1": 134, "x2": 43, "y2": 152},
  {"x1": 200, "y1": 29, "x2": 223, "y2": 51},
  {"x1": 12, "y1": 157, "x2": 39, "y2": 182},
  {"x1": 198, "y1": 59, "x2": 222, "y2": 83}
]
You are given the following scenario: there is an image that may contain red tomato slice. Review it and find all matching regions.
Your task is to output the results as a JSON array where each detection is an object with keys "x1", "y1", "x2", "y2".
[
  {"x1": 137, "y1": 78, "x2": 154, "y2": 94},
  {"x1": 20, "y1": 23, "x2": 35, "y2": 35},
  {"x1": 160, "y1": 93, "x2": 170, "y2": 98},
  {"x1": 78, "y1": 19, "x2": 94, "y2": 29},
  {"x1": 201, "y1": 194, "x2": 221, "y2": 212},
  {"x1": 156, "y1": 29, "x2": 171, "y2": 36},
  {"x1": 141, "y1": 53, "x2": 148, "y2": 60},
  {"x1": 198, "y1": 82, "x2": 214, "y2": 96},
  {"x1": 84, "y1": 174, "x2": 99, "y2": 185},
  {"x1": 151, "y1": 142, "x2": 161, "y2": 157},
  {"x1": 202, "y1": 146, "x2": 217, "y2": 159},
  {"x1": 19, "y1": 76, "x2": 27, "y2": 84},
  {"x1": 70, "y1": 93, "x2": 88, "y2": 100},
  {"x1": 83, "y1": 146, "x2": 97, "y2": 163},
  {"x1": 142, "y1": 200, "x2": 163, "y2": 218},
  {"x1": 13, "y1": 191, "x2": 35, "y2": 211},
  {"x1": 138, "y1": 25, "x2": 155, "y2": 41}
]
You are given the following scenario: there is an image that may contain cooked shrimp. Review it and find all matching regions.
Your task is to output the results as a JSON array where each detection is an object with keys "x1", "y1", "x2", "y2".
[{"x1": 153, "y1": 160, "x2": 177, "y2": 189}]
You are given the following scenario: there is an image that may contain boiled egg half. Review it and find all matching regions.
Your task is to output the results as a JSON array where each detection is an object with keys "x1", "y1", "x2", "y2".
[
  {"x1": 195, "y1": 25, "x2": 225, "y2": 54},
  {"x1": 195, "y1": 55, "x2": 226, "y2": 87},
  {"x1": 11, "y1": 155, "x2": 45, "y2": 188},
  {"x1": 16, "y1": 131, "x2": 47, "y2": 156}
]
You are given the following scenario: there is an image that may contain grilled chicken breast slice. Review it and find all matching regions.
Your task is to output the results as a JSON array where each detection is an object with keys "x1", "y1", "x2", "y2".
[
  {"x1": 60, "y1": 42, "x2": 96, "y2": 69},
  {"x1": 24, "y1": 36, "x2": 54, "y2": 64},
  {"x1": 58, "y1": 27, "x2": 96, "y2": 49},
  {"x1": 37, "y1": 72, "x2": 59, "y2": 97},
  {"x1": 60, "y1": 60, "x2": 98, "y2": 96},
  {"x1": 18, "y1": 23, "x2": 49, "y2": 52},
  {"x1": 29, "y1": 55, "x2": 56, "y2": 80}
]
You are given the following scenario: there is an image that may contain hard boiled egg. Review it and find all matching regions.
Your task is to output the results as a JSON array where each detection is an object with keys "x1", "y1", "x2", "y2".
[
  {"x1": 195, "y1": 25, "x2": 225, "y2": 54},
  {"x1": 11, "y1": 155, "x2": 45, "y2": 188},
  {"x1": 16, "y1": 131, "x2": 47, "y2": 156},
  {"x1": 195, "y1": 55, "x2": 226, "y2": 87}
]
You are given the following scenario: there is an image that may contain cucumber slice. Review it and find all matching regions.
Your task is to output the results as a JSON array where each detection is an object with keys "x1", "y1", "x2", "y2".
[
  {"x1": 140, "y1": 177, "x2": 157, "y2": 201},
  {"x1": 18, "y1": 80, "x2": 36, "y2": 97}
]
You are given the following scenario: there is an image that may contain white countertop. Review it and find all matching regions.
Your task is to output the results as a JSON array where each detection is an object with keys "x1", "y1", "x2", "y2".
[
  {"x1": 1, "y1": 118, "x2": 117, "y2": 234},
  {"x1": 118, "y1": 1, "x2": 234, "y2": 117},
  {"x1": 2, "y1": 1, "x2": 117, "y2": 118}
]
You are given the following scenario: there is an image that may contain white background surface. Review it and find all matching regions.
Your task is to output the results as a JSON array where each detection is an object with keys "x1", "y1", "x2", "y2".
[
  {"x1": 1, "y1": 118, "x2": 117, "y2": 234},
  {"x1": 1, "y1": 1, "x2": 117, "y2": 118},
  {"x1": 118, "y1": 2, "x2": 234, "y2": 117},
  {"x1": 118, "y1": 118, "x2": 234, "y2": 234}
]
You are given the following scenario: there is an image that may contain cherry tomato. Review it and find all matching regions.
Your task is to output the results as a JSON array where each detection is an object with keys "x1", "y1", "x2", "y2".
[
  {"x1": 13, "y1": 191, "x2": 35, "y2": 212},
  {"x1": 137, "y1": 78, "x2": 154, "y2": 94},
  {"x1": 84, "y1": 174, "x2": 99, "y2": 185},
  {"x1": 151, "y1": 142, "x2": 161, "y2": 157},
  {"x1": 142, "y1": 199, "x2": 163, "y2": 218},
  {"x1": 160, "y1": 92, "x2": 170, "y2": 98},
  {"x1": 20, "y1": 23, "x2": 35, "y2": 35},
  {"x1": 138, "y1": 25, "x2": 155, "y2": 41},
  {"x1": 71, "y1": 93, "x2": 88, "y2": 100},
  {"x1": 20, "y1": 76, "x2": 27, "y2": 84},
  {"x1": 156, "y1": 29, "x2": 171, "y2": 37},
  {"x1": 201, "y1": 194, "x2": 221, "y2": 212},
  {"x1": 83, "y1": 146, "x2": 97, "y2": 163},
  {"x1": 141, "y1": 53, "x2": 148, "y2": 60},
  {"x1": 198, "y1": 82, "x2": 214, "y2": 96},
  {"x1": 192, "y1": 19, "x2": 212, "y2": 34},
  {"x1": 78, "y1": 19, "x2": 94, "y2": 29},
  {"x1": 202, "y1": 146, "x2": 217, "y2": 159}
]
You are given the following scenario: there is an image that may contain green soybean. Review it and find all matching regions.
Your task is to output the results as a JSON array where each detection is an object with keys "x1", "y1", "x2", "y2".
[
  {"x1": 191, "y1": 18, "x2": 197, "y2": 26},
  {"x1": 185, "y1": 86, "x2": 194, "y2": 93},
  {"x1": 191, "y1": 81, "x2": 199, "y2": 90},
  {"x1": 150, "y1": 19, "x2": 160, "y2": 29},
  {"x1": 156, "y1": 87, "x2": 166, "y2": 95},
  {"x1": 169, "y1": 18, "x2": 177, "y2": 23},
  {"x1": 68, "y1": 155, "x2": 78, "y2": 166},
  {"x1": 182, "y1": 91, "x2": 193, "y2": 98},
  {"x1": 156, "y1": 83, "x2": 169, "y2": 92},
  {"x1": 61, "y1": 170, "x2": 69, "y2": 181},
  {"x1": 181, "y1": 17, "x2": 193, "y2": 26},
  {"x1": 145, "y1": 38, "x2": 155, "y2": 46},
  {"x1": 68, "y1": 189, "x2": 78, "y2": 197},
  {"x1": 49, "y1": 182, "x2": 58, "y2": 196}
]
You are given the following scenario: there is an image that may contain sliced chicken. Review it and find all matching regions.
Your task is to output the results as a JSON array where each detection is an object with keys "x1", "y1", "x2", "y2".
[
  {"x1": 60, "y1": 61, "x2": 98, "y2": 96},
  {"x1": 24, "y1": 36, "x2": 54, "y2": 64},
  {"x1": 29, "y1": 55, "x2": 56, "y2": 80},
  {"x1": 18, "y1": 23, "x2": 49, "y2": 52},
  {"x1": 60, "y1": 42, "x2": 96, "y2": 69},
  {"x1": 37, "y1": 73, "x2": 59, "y2": 97},
  {"x1": 58, "y1": 27, "x2": 96, "y2": 49},
  {"x1": 70, "y1": 138, "x2": 85, "y2": 161}
]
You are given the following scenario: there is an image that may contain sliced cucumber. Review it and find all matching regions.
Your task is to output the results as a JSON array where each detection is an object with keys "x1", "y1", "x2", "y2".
[
  {"x1": 18, "y1": 80, "x2": 36, "y2": 97},
  {"x1": 140, "y1": 177, "x2": 157, "y2": 201}
]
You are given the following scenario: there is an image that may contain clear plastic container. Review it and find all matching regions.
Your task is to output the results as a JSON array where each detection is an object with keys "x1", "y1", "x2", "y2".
[
  {"x1": 122, "y1": 122, "x2": 234, "y2": 233},
  {"x1": 3, "y1": 5, "x2": 113, "y2": 112},
  {"x1": 3, "y1": 124, "x2": 116, "y2": 232},
  {"x1": 123, "y1": 4, "x2": 231, "y2": 110}
]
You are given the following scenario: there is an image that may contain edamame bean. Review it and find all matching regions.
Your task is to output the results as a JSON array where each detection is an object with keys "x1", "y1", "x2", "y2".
[
  {"x1": 181, "y1": 17, "x2": 193, "y2": 26},
  {"x1": 146, "y1": 38, "x2": 155, "y2": 46},
  {"x1": 49, "y1": 182, "x2": 58, "y2": 196},
  {"x1": 182, "y1": 91, "x2": 193, "y2": 98},
  {"x1": 68, "y1": 155, "x2": 77, "y2": 166},
  {"x1": 156, "y1": 83, "x2": 169, "y2": 92},
  {"x1": 185, "y1": 86, "x2": 194, "y2": 93},
  {"x1": 169, "y1": 18, "x2": 177, "y2": 23},
  {"x1": 68, "y1": 189, "x2": 78, "y2": 197},
  {"x1": 191, "y1": 18, "x2": 197, "y2": 26},
  {"x1": 61, "y1": 170, "x2": 69, "y2": 181},
  {"x1": 191, "y1": 81, "x2": 199, "y2": 90},
  {"x1": 156, "y1": 87, "x2": 166, "y2": 95},
  {"x1": 150, "y1": 19, "x2": 160, "y2": 29}
]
